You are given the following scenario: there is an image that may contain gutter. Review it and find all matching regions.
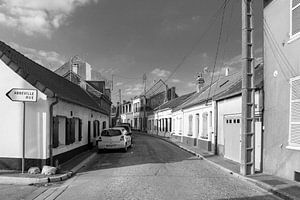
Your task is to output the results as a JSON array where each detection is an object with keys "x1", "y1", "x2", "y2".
[{"x1": 49, "y1": 96, "x2": 59, "y2": 166}]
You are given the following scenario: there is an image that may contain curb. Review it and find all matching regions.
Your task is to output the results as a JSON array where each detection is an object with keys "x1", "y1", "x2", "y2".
[
  {"x1": 0, "y1": 151, "x2": 98, "y2": 186},
  {"x1": 141, "y1": 132, "x2": 288, "y2": 200}
]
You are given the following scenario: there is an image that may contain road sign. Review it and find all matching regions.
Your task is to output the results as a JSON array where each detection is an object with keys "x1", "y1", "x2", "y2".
[{"x1": 6, "y1": 88, "x2": 37, "y2": 102}]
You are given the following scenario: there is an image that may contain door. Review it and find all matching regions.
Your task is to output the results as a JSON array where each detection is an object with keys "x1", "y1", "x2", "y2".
[
  {"x1": 255, "y1": 118, "x2": 262, "y2": 172},
  {"x1": 224, "y1": 116, "x2": 241, "y2": 163}
]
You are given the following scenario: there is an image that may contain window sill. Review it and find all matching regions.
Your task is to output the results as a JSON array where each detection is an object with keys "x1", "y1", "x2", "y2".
[{"x1": 286, "y1": 146, "x2": 300, "y2": 151}]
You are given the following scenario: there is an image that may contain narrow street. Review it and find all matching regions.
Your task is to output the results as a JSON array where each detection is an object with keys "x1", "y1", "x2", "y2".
[{"x1": 48, "y1": 133, "x2": 279, "y2": 200}]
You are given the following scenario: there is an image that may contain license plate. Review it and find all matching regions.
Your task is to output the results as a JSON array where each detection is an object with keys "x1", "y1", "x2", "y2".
[{"x1": 106, "y1": 144, "x2": 115, "y2": 147}]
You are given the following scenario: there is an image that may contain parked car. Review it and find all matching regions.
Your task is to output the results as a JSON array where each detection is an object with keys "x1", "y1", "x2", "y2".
[
  {"x1": 114, "y1": 123, "x2": 134, "y2": 143},
  {"x1": 97, "y1": 127, "x2": 132, "y2": 153}
]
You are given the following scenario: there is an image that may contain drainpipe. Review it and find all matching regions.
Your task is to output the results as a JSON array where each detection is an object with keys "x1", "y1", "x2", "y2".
[{"x1": 49, "y1": 96, "x2": 59, "y2": 166}]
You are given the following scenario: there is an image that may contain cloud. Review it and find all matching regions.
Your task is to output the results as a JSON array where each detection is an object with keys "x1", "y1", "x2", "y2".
[
  {"x1": 0, "y1": 0, "x2": 98, "y2": 37},
  {"x1": 125, "y1": 83, "x2": 144, "y2": 95},
  {"x1": 170, "y1": 79, "x2": 181, "y2": 83},
  {"x1": 151, "y1": 68, "x2": 171, "y2": 78},
  {"x1": 9, "y1": 42, "x2": 65, "y2": 70}
]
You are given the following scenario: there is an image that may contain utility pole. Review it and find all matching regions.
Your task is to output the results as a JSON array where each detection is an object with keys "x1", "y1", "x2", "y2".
[
  {"x1": 241, "y1": 0, "x2": 255, "y2": 175},
  {"x1": 143, "y1": 73, "x2": 147, "y2": 132},
  {"x1": 119, "y1": 89, "x2": 122, "y2": 123}
]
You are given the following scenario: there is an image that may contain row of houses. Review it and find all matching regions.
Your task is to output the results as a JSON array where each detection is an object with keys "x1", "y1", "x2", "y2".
[
  {"x1": 118, "y1": 0, "x2": 300, "y2": 182},
  {"x1": 115, "y1": 79, "x2": 177, "y2": 131},
  {"x1": 0, "y1": 41, "x2": 112, "y2": 170},
  {"x1": 146, "y1": 65, "x2": 263, "y2": 170}
]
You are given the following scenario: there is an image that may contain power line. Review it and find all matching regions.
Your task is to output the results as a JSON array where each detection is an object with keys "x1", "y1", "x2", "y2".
[
  {"x1": 213, "y1": 0, "x2": 235, "y2": 96},
  {"x1": 206, "y1": 0, "x2": 228, "y2": 102},
  {"x1": 164, "y1": 0, "x2": 229, "y2": 83},
  {"x1": 144, "y1": 0, "x2": 229, "y2": 98}
]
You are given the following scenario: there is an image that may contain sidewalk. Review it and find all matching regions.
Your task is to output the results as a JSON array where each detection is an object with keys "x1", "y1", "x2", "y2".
[
  {"x1": 0, "y1": 149, "x2": 97, "y2": 185},
  {"x1": 142, "y1": 132, "x2": 300, "y2": 200}
]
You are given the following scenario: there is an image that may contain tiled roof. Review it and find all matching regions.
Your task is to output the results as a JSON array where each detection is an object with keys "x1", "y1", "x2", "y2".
[
  {"x1": 0, "y1": 41, "x2": 107, "y2": 114},
  {"x1": 154, "y1": 92, "x2": 195, "y2": 111},
  {"x1": 173, "y1": 71, "x2": 242, "y2": 111},
  {"x1": 214, "y1": 63, "x2": 263, "y2": 100}
]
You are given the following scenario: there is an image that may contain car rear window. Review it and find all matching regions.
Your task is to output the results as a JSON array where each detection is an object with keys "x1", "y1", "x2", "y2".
[{"x1": 101, "y1": 129, "x2": 122, "y2": 136}]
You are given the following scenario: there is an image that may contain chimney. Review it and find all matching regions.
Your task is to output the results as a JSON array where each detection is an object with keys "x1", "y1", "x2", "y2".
[
  {"x1": 225, "y1": 67, "x2": 229, "y2": 76},
  {"x1": 196, "y1": 73, "x2": 205, "y2": 93}
]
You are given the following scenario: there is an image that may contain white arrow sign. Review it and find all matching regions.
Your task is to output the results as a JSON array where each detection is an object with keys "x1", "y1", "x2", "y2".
[{"x1": 6, "y1": 88, "x2": 37, "y2": 102}]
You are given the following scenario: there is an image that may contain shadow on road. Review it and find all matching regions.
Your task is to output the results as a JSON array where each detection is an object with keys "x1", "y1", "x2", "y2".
[{"x1": 79, "y1": 133, "x2": 199, "y2": 173}]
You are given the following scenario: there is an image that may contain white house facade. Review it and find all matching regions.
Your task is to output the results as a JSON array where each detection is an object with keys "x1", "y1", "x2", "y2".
[{"x1": 0, "y1": 41, "x2": 109, "y2": 170}]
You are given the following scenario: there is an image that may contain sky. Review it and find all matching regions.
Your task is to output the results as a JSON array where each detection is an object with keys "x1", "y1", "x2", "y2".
[{"x1": 0, "y1": 0, "x2": 263, "y2": 104}]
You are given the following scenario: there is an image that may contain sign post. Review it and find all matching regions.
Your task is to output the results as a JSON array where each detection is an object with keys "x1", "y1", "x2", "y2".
[{"x1": 6, "y1": 88, "x2": 37, "y2": 173}]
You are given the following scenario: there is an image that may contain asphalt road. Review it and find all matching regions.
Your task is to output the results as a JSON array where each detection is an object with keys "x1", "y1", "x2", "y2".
[{"x1": 51, "y1": 133, "x2": 280, "y2": 200}]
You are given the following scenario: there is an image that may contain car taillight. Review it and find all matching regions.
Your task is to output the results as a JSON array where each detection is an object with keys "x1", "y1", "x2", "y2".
[{"x1": 120, "y1": 136, "x2": 124, "y2": 141}]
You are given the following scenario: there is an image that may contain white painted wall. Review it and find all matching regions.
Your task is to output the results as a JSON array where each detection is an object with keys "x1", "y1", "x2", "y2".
[
  {"x1": 53, "y1": 100, "x2": 109, "y2": 156},
  {"x1": 217, "y1": 96, "x2": 241, "y2": 146},
  {"x1": 182, "y1": 103, "x2": 213, "y2": 141},
  {"x1": 0, "y1": 60, "x2": 49, "y2": 159},
  {"x1": 217, "y1": 92, "x2": 260, "y2": 146},
  {"x1": 0, "y1": 60, "x2": 110, "y2": 161},
  {"x1": 172, "y1": 110, "x2": 184, "y2": 136}
]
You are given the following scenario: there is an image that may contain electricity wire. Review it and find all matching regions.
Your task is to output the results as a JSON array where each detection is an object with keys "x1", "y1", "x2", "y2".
[
  {"x1": 142, "y1": 0, "x2": 229, "y2": 98},
  {"x1": 206, "y1": 0, "x2": 228, "y2": 102}
]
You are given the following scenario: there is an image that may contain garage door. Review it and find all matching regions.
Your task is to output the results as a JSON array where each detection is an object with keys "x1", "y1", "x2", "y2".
[{"x1": 224, "y1": 116, "x2": 241, "y2": 163}]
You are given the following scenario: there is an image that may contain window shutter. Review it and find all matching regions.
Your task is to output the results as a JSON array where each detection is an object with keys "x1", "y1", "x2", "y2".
[
  {"x1": 53, "y1": 117, "x2": 59, "y2": 148},
  {"x1": 290, "y1": 78, "x2": 300, "y2": 146},
  {"x1": 78, "y1": 119, "x2": 82, "y2": 141},
  {"x1": 71, "y1": 118, "x2": 76, "y2": 143},
  {"x1": 65, "y1": 118, "x2": 72, "y2": 145}
]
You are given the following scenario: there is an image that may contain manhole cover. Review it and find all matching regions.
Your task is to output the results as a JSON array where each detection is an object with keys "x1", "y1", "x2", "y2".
[{"x1": 261, "y1": 179, "x2": 287, "y2": 186}]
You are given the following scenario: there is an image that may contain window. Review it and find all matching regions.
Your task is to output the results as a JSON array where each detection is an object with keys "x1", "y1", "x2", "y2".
[
  {"x1": 102, "y1": 121, "x2": 106, "y2": 130},
  {"x1": 291, "y1": 0, "x2": 300, "y2": 38},
  {"x1": 179, "y1": 118, "x2": 182, "y2": 133},
  {"x1": 289, "y1": 77, "x2": 300, "y2": 148},
  {"x1": 172, "y1": 119, "x2": 175, "y2": 132},
  {"x1": 202, "y1": 113, "x2": 208, "y2": 139},
  {"x1": 188, "y1": 115, "x2": 193, "y2": 136}
]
